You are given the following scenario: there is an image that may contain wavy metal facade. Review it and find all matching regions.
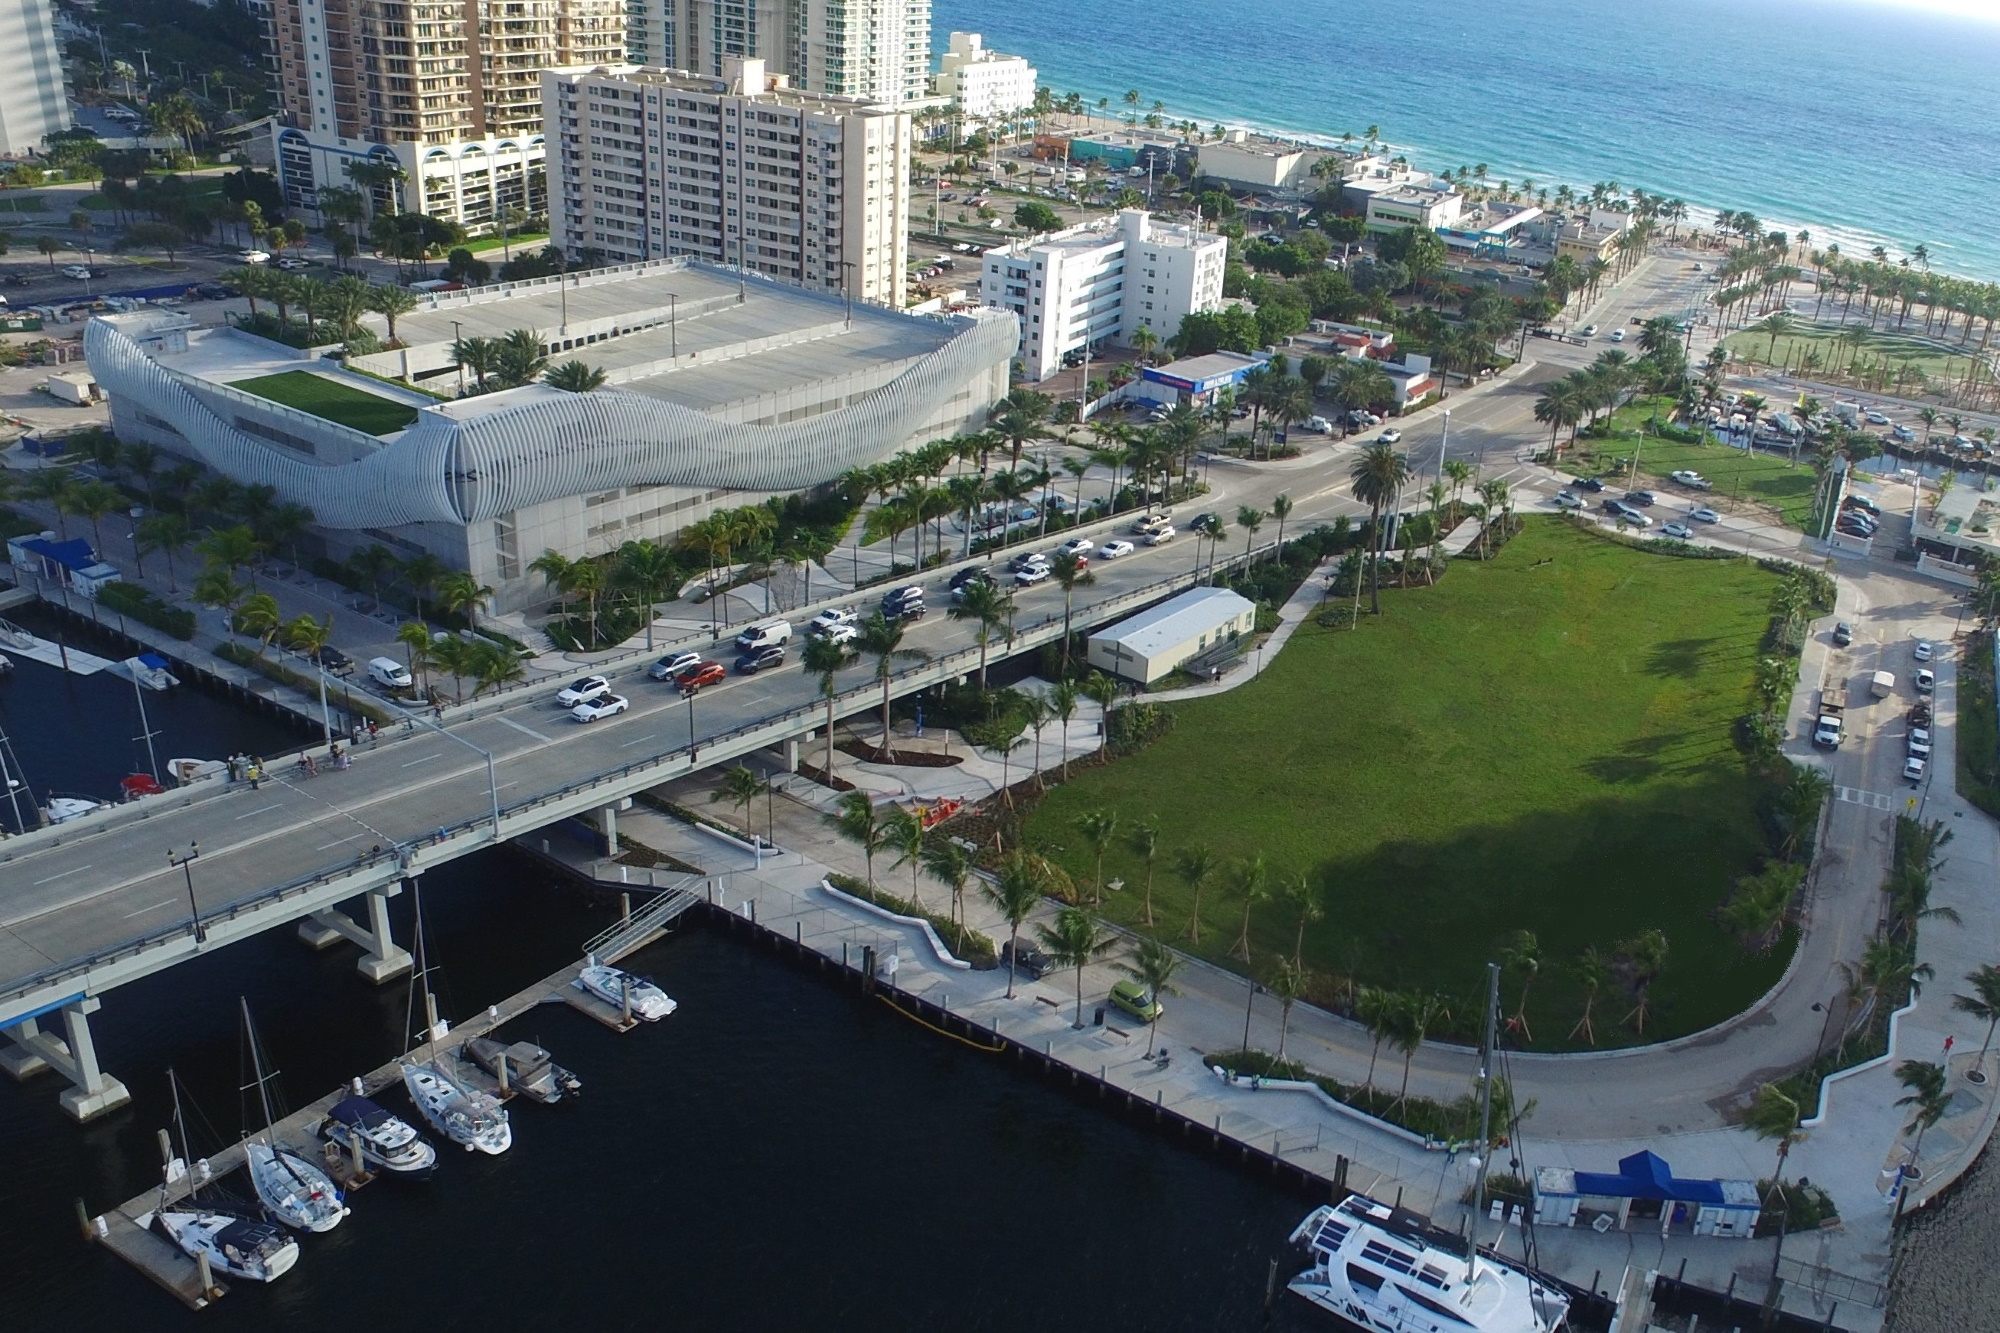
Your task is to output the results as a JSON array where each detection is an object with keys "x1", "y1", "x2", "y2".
[{"x1": 85, "y1": 308, "x2": 1018, "y2": 530}]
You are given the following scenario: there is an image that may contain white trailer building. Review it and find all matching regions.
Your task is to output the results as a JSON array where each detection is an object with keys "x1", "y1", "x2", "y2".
[{"x1": 1086, "y1": 587, "x2": 1257, "y2": 685}]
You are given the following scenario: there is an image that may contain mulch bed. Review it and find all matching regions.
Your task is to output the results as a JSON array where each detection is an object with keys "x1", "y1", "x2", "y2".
[
  {"x1": 837, "y1": 740, "x2": 964, "y2": 768},
  {"x1": 795, "y1": 761, "x2": 857, "y2": 792}
]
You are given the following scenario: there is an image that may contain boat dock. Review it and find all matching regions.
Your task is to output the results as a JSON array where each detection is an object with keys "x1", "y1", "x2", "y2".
[
  {"x1": 0, "y1": 616, "x2": 116, "y2": 676},
  {"x1": 84, "y1": 876, "x2": 702, "y2": 1308}
]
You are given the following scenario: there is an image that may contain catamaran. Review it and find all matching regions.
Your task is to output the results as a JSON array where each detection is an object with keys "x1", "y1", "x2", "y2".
[
  {"x1": 398, "y1": 886, "x2": 512, "y2": 1155},
  {"x1": 577, "y1": 960, "x2": 677, "y2": 1021},
  {"x1": 1285, "y1": 965, "x2": 1570, "y2": 1333},
  {"x1": 239, "y1": 999, "x2": 348, "y2": 1233}
]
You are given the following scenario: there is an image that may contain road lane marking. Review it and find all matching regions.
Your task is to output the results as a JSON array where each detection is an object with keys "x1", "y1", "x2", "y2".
[
  {"x1": 32, "y1": 864, "x2": 93, "y2": 886},
  {"x1": 234, "y1": 804, "x2": 283, "y2": 820},
  {"x1": 401, "y1": 752, "x2": 444, "y2": 767},
  {"x1": 121, "y1": 898, "x2": 176, "y2": 919},
  {"x1": 619, "y1": 732, "x2": 659, "y2": 749},
  {"x1": 495, "y1": 716, "x2": 553, "y2": 743},
  {"x1": 315, "y1": 834, "x2": 366, "y2": 850}
]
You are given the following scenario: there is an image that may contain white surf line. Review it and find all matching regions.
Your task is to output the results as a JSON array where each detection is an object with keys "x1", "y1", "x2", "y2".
[
  {"x1": 401, "y1": 752, "x2": 444, "y2": 767},
  {"x1": 233, "y1": 803, "x2": 283, "y2": 821},
  {"x1": 121, "y1": 898, "x2": 177, "y2": 919},
  {"x1": 32, "y1": 864, "x2": 93, "y2": 886},
  {"x1": 494, "y1": 715, "x2": 554, "y2": 744}
]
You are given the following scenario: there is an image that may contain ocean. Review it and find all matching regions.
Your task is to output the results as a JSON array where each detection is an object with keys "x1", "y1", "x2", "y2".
[{"x1": 935, "y1": 0, "x2": 2000, "y2": 283}]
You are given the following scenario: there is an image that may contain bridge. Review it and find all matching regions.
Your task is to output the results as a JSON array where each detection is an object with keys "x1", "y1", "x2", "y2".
[{"x1": 0, "y1": 528, "x2": 1283, "y2": 1119}]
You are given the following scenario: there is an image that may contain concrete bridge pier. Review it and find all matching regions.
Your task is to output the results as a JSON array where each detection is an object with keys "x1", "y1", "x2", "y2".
[
  {"x1": 295, "y1": 882, "x2": 415, "y2": 983},
  {"x1": 2, "y1": 998, "x2": 132, "y2": 1122},
  {"x1": 782, "y1": 737, "x2": 800, "y2": 772}
]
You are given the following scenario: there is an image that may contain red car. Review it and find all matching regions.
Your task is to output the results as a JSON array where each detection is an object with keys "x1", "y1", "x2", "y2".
[{"x1": 674, "y1": 661, "x2": 726, "y2": 692}]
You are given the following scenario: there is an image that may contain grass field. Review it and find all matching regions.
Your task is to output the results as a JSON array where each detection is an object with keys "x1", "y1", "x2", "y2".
[
  {"x1": 1564, "y1": 398, "x2": 1822, "y2": 529},
  {"x1": 1026, "y1": 520, "x2": 1792, "y2": 1049},
  {"x1": 229, "y1": 371, "x2": 419, "y2": 436},
  {"x1": 1724, "y1": 318, "x2": 1979, "y2": 385},
  {"x1": 463, "y1": 231, "x2": 550, "y2": 255}
]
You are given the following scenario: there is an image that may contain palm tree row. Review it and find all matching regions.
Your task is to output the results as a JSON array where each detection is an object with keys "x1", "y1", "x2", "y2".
[{"x1": 228, "y1": 266, "x2": 418, "y2": 347}]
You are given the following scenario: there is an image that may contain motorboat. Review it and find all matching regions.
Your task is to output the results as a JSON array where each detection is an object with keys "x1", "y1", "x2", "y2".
[
  {"x1": 122, "y1": 652, "x2": 180, "y2": 690},
  {"x1": 239, "y1": 1000, "x2": 347, "y2": 1232},
  {"x1": 0, "y1": 651, "x2": 12, "y2": 673},
  {"x1": 1287, "y1": 1194, "x2": 1570, "y2": 1332},
  {"x1": 401, "y1": 1061, "x2": 512, "y2": 1155},
  {"x1": 121, "y1": 773, "x2": 165, "y2": 801},
  {"x1": 577, "y1": 961, "x2": 677, "y2": 1021},
  {"x1": 44, "y1": 795, "x2": 107, "y2": 824},
  {"x1": 168, "y1": 758, "x2": 227, "y2": 786},
  {"x1": 462, "y1": 1036, "x2": 581, "y2": 1104},
  {"x1": 319, "y1": 1095, "x2": 437, "y2": 1180},
  {"x1": 144, "y1": 1206, "x2": 300, "y2": 1283}
]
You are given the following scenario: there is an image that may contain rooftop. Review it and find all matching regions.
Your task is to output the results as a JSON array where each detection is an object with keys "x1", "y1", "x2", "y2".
[
  {"x1": 1090, "y1": 586, "x2": 1256, "y2": 657},
  {"x1": 1145, "y1": 350, "x2": 1266, "y2": 383}
]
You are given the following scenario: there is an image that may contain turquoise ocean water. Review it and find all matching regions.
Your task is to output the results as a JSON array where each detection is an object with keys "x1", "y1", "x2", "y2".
[{"x1": 936, "y1": 0, "x2": 2000, "y2": 282}]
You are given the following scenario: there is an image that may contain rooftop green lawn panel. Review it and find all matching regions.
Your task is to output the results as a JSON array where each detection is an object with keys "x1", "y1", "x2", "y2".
[
  {"x1": 227, "y1": 370, "x2": 420, "y2": 436},
  {"x1": 1026, "y1": 519, "x2": 1791, "y2": 1048}
]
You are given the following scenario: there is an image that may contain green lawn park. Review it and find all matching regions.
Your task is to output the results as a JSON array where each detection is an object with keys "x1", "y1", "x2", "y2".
[
  {"x1": 1563, "y1": 396, "x2": 1822, "y2": 529},
  {"x1": 1026, "y1": 519, "x2": 1793, "y2": 1049},
  {"x1": 1724, "y1": 318, "x2": 1982, "y2": 387},
  {"x1": 229, "y1": 371, "x2": 419, "y2": 436}
]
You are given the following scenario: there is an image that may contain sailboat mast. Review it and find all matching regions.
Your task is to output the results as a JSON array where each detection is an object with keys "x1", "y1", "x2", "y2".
[
  {"x1": 1470, "y1": 961, "x2": 1500, "y2": 1266},
  {"x1": 242, "y1": 998, "x2": 279, "y2": 1134}
]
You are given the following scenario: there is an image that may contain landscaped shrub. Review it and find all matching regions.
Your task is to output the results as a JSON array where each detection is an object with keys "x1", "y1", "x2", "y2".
[
  {"x1": 97, "y1": 580, "x2": 196, "y2": 639},
  {"x1": 825, "y1": 871, "x2": 997, "y2": 967},
  {"x1": 1106, "y1": 699, "x2": 1174, "y2": 755},
  {"x1": 1204, "y1": 1047, "x2": 1526, "y2": 1148},
  {"x1": 1958, "y1": 632, "x2": 2000, "y2": 819}
]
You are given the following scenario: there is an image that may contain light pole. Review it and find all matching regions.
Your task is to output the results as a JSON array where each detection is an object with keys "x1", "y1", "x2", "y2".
[
  {"x1": 1436, "y1": 408, "x2": 1451, "y2": 483},
  {"x1": 450, "y1": 319, "x2": 464, "y2": 394},
  {"x1": 170, "y1": 841, "x2": 205, "y2": 944},
  {"x1": 382, "y1": 695, "x2": 501, "y2": 837},
  {"x1": 840, "y1": 260, "x2": 856, "y2": 326}
]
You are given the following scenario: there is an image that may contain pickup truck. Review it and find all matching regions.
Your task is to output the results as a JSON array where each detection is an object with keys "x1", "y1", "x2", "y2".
[{"x1": 1814, "y1": 685, "x2": 1846, "y2": 748}]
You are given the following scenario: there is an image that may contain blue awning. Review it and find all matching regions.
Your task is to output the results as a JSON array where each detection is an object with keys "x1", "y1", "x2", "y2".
[{"x1": 1571, "y1": 1151, "x2": 1728, "y2": 1205}]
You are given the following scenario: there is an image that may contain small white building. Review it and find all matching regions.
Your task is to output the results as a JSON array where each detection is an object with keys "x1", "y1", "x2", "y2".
[
  {"x1": 934, "y1": 32, "x2": 1037, "y2": 120},
  {"x1": 1365, "y1": 183, "x2": 1465, "y2": 233},
  {"x1": 1087, "y1": 587, "x2": 1258, "y2": 684},
  {"x1": 1532, "y1": 1153, "x2": 1761, "y2": 1240},
  {"x1": 982, "y1": 210, "x2": 1227, "y2": 382}
]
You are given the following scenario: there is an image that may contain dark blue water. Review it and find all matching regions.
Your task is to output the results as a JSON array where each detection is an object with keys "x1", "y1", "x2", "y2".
[
  {"x1": 0, "y1": 853, "x2": 1318, "y2": 1330},
  {"x1": 938, "y1": 0, "x2": 2000, "y2": 280}
]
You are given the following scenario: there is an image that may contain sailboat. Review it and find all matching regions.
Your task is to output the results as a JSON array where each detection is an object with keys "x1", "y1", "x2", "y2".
[
  {"x1": 398, "y1": 887, "x2": 512, "y2": 1155},
  {"x1": 1284, "y1": 965, "x2": 1571, "y2": 1333},
  {"x1": 141, "y1": 1070, "x2": 301, "y2": 1284},
  {"x1": 239, "y1": 999, "x2": 348, "y2": 1233}
]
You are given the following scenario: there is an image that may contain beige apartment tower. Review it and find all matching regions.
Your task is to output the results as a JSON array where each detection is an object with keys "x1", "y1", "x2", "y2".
[
  {"x1": 626, "y1": 0, "x2": 927, "y2": 103},
  {"x1": 260, "y1": 0, "x2": 623, "y2": 229},
  {"x1": 543, "y1": 59, "x2": 909, "y2": 303}
]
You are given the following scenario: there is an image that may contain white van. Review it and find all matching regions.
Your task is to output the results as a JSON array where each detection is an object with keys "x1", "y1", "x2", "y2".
[
  {"x1": 734, "y1": 620, "x2": 792, "y2": 652},
  {"x1": 368, "y1": 656, "x2": 414, "y2": 690}
]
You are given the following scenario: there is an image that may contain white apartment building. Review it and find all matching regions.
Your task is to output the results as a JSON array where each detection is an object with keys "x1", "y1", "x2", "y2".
[
  {"x1": 981, "y1": 210, "x2": 1226, "y2": 382},
  {"x1": 933, "y1": 31, "x2": 1034, "y2": 120},
  {"x1": 544, "y1": 59, "x2": 910, "y2": 304},
  {"x1": 0, "y1": 0, "x2": 68, "y2": 155},
  {"x1": 1364, "y1": 183, "x2": 1464, "y2": 233},
  {"x1": 626, "y1": 0, "x2": 929, "y2": 102}
]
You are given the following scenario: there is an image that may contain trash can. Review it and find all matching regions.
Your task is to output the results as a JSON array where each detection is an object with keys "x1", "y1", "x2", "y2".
[{"x1": 1093, "y1": 1006, "x2": 1105, "y2": 1027}]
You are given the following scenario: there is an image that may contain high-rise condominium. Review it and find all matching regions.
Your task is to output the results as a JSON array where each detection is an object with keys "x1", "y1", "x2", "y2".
[
  {"x1": 0, "y1": 0, "x2": 69, "y2": 156},
  {"x1": 625, "y1": 0, "x2": 927, "y2": 104}
]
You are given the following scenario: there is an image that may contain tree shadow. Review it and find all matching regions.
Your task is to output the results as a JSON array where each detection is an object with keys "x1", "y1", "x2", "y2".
[{"x1": 1646, "y1": 637, "x2": 1720, "y2": 680}]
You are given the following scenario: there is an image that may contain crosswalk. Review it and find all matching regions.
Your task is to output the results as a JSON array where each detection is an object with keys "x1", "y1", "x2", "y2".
[{"x1": 1835, "y1": 785, "x2": 1910, "y2": 812}]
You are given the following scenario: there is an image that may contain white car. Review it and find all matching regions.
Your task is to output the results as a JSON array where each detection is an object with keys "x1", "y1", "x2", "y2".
[
  {"x1": 1056, "y1": 537, "x2": 1094, "y2": 558},
  {"x1": 1903, "y1": 756, "x2": 1926, "y2": 783},
  {"x1": 1615, "y1": 504, "x2": 1652, "y2": 528},
  {"x1": 239, "y1": 250, "x2": 271, "y2": 264},
  {"x1": 1865, "y1": 411, "x2": 1892, "y2": 426},
  {"x1": 818, "y1": 622, "x2": 860, "y2": 645},
  {"x1": 557, "y1": 675, "x2": 613, "y2": 707},
  {"x1": 1609, "y1": 329, "x2": 1626, "y2": 342},
  {"x1": 1552, "y1": 490, "x2": 1583, "y2": 510},
  {"x1": 1098, "y1": 540, "x2": 1135, "y2": 559},
  {"x1": 1378, "y1": 428, "x2": 1403, "y2": 444},
  {"x1": 1670, "y1": 470, "x2": 1711, "y2": 489},
  {"x1": 1913, "y1": 640, "x2": 1933, "y2": 662},
  {"x1": 1908, "y1": 728, "x2": 1933, "y2": 760},
  {"x1": 60, "y1": 264, "x2": 92, "y2": 280},
  {"x1": 1132, "y1": 513, "x2": 1173, "y2": 536},
  {"x1": 1915, "y1": 668, "x2": 1936, "y2": 693},
  {"x1": 275, "y1": 257, "x2": 312, "y2": 271},
  {"x1": 1892, "y1": 425, "x2": 1916, "y2": 443},
  {"x1": 1015, "y1": 565, "x2": 1051, "y2": 587},
  {"x1": 1143, "y1": 526, "x2": 1176, "y2": 546},
  {"x1": 1690, "y1": 507, "x2": 1721, "y2": 524},
  {"x1": 808, "y1": 607, "x2": 858, "y2": 636},
  {"x1": 1661, "y1": 522, "x2": 1694, "y2": 540},
  {"x1": 571, "y1": 694, "x2": 630, "y2": 723},
  {"x1": 648, "y1": 651, "x2": 702, "y2": 680},
  {"x1": 1580, "y1": 324, "x2": 1599, "y2": 337}
]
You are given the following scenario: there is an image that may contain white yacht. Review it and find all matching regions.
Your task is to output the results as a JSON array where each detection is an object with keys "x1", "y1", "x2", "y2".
[
  {"x1": 145, "y1": 1206, "x2": 300, "y2": 1283},
  {"x1": 400, "y1": 1061, "x2": 512, "y2": 1155},
  {"x1": 1287, "y1": 1194, "x2": 1570, "y2": 1332},
  {"x1": 577, "y1": 962, "x2": 677, "y2": 1021},
  {"x1": 44, "y1": 795, "x2": 107, "y2": 824},
  {"x1": 320, "y1": 1094, "x2": 437, "y2": 1180}
]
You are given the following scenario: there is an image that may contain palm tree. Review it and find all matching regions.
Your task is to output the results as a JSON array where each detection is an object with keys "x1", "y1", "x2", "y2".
[
  {"x1": 136, "y1": 512, "x2": 192, "y2": 592},
  {"x1": 885, "y1": 805, "x2": 928, "y2": 909},
  {"x1": 1356, "y1": 985, "x2": 1396, "y2": 1093},
  {"x1": 395, "y1": 619, "x2": 435, "y2": 690},
  {"x1": 1394, "y1": 992, "x2": 1448, "y2": 1110},
  {"x1": 1350, "y1": 441, "x2": 1412, "y2": 614},
  {"x1": 1235, "y1": 503, "x2": 1265, "y2": 568},
  {"x1": 66, "y1": 480, "x2": 123, "y2": 553},
  {"x1": 615, "y1": 539, "x2": 679, "y2": 652},
  {"x1": 235, "y1": 591, "x2": 282, "y2": 655},
  {"x1": 192, "y1": 568, "x2": 245, "y2": 641},
  {"x1": 1743, "y1": 1083, "x2": 1806, "y2": 1278},
  {"x1": 947, "y1": 578, "x2": 1013, "y2": 689},
  {"x1": 1227, "y1": 853, "x2": 1270, "y2": 962},
  {"x1": 1049, "y1": 678, "x2": 1081, "y2": 781},
  {"x1": 1283, "y1": 870, "x2": 1323, "y2": 970},
  {"x1": 856, "y1": 611, "x2": 924, "y2": 761},
  {"x1": 1893, "y1": 1059, "x2": 1951, "y2": 1215},
  {"x1": 1173, "y1": 844, "x2": 1218, "y2": 943},
  {"x1": 429, "y1": 634, "x2": 477, "y2": 701},
  {"x1": 710, "y1": 764, "x2": 768, "y2": 841},
  {"x1": 435, "y1": 569, "x2": 495, "y2": 632},
  {"x1": 922, "y1": 839, "x2": 976, "y2": 929},
  {"x1": 1268, "y1": 957, "x2": 1309, "y2": 1062},
  {"x1": 1128, "y1": 818, "x2": 1162, "y2": 927},
  {"x1": 399, "y1": 551, "x2": 447, "y2": 622},
  {"x1": 829, "y1": 789, "x2": 886, "y2": 887},
  {"x1": 986, "y1": 851, "x2": 1051, "y2": 999},
  {"x1": 1269, "y1": 492, "x2": 1294, "y2": 555},
  {"x1": 1620, "y1": 929, "x2": 1670, "y2": 1034},
  {"x1": 1570, "y1": 946, "x2": 1610, "y2": 1045},
  {"x1": 349, "y1": 543, "x2": 400, "y2": 611},
  {"x1": 469, "y1": 640, "x2": 525, "y2": 696},
  {"x1": 1050, "y1": 550, "x2": 1094, "y2": 666},
  {"x1": 801, "y1": 632, "x2": 854, "y2": 778},
  {"x1": 1500, "y1": 929, "x2": 1542, "y2": 1041},
  {"x1": 1952, "y1": 964, "x2": 2000, "y2": 1078},
  {"x1": 1037, "y1": 906, "x2": 1118, "y2": 1028},
  {"x1": 283, "y1": 612, "x2": 336, "y2": 665},
  {"x1": 545, "y1": 360, "x2": 608, "y2": 392},
  {"x1": 199, "y1": 524, "x2": 265, "y2": 589},
  {"x1": 1075, "y1": 808, "x2": 1120, "y2": 906},
  {"x1": 368, "y1": 283, "x2": 419, "y2": 345},
  {"x1": 451, "y1": 335, "x2": 498, "y2": 393},
  {"x1": 1122, "y1": 937, "x2": 1182, "y2": 1056}
]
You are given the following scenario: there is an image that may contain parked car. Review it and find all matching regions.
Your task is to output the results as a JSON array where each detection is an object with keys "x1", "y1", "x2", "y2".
[
  {"x1": 571, "y1": 694, "x2": 630, "y2": 723},
  {"x1": 1625, "y1": 491, "x2": 1656, "y2": 507},
  {"x1": 1833, "y1": 622, "x2": 1853, "y2": 647},
  {"x1": 735, "y1": 645, "x2": 786, "y2": 674},
  {"x1": 1609, "y1": 328, "x2": 1626, "y2": 342},
  {"x1": 673, "y1": 662, "x2": 726, "y2": 692},
  {"x1": 1865, "y1": 411, "x2": 1892, "y2": 426},
  {"x1": 1915, "y1": 668, "x2": 1935, "y2": 693},
  {"x1": 311, "y1": 645, "x2": 354, "y2": 676},
  {"x1": 1669, "y1": 470, "x2": 1711, "y2": 489},
  {"x1": 1891, "y1": 425, "x2": 1916, "y2": 443},
  {"x1": 193, "y1": 282, "x2": 235, "y2": 300},
  {"x1": 1690, "y1": 507, "x2": 1721, "y2": 524},
  {"x1": 367, "y1": 657, "x2": 414, "y2": 690},
  {"x1": 1914, "y1": 640, "x2": 1934, "y2": 662},
  {"x1": 999, "y1": 939, "x2": 1052, "y2": 980},
  {"x1": 1572, "y1": 476, "x2": 1606, "y2": 493},
  {"x1": 275, "y1": 257, "x2": 313, "y2": 271},
  {"x1": 1108, "y1": 980, "x2": 1163, "y2": 1022},
  {"x1": 808, "y1": 607, "x2": 858, "y2": 636},
  {"x1": 1844, "y1": 495, "x2": 1881, "y2": 515},
  {"x1": 1553, "y1": 490, "x2": 1583, "y2": 510},
  {"x1": 1143, "y1": 526, "x2": 1176, "y2": 546},
  {"x1": 650, "y1": 651, "x2": 702, "y2": 680},
  {"x1": 1908, "y1": 727, "x2": 1933, "y2": 760},
  {"x1": 1056, "y1": 537, "x2": 1094, "y2": 558},
  {"x1": 1661, "y1": 521, "x2": 1694, "y2": 540},
  {"x1": 1098, "y1": 539, "x2": 1135, "y2": 559},
  {"x1": 556, "y1": 675, "x2": 613, "y2": 707},
  {"x1": 1903, "y1": 756, "x2": 1926, "y2": 783},
  {"x1": 1579, "y1": 324, "x2": 1599, "y2": 337}
]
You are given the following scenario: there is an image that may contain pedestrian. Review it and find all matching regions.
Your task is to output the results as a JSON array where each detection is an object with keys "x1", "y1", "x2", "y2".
[
  {"x1": 367, "y1": 718, "x2": 379, "y2": 742},
  {"x1": 226, "y1": 755, "x2": 241, "y2": 783}
]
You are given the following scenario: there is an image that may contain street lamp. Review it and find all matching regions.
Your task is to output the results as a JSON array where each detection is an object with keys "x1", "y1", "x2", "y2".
[
  {"x1": 1436, "y1": 408, "x2": 1451, "y2": 482},
  {"x1": 450, "y1": 319, "x2": 464, "y2": 394},
  {"x1": 169, "y1": 841, "x2": 205, "y2": 944}
]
